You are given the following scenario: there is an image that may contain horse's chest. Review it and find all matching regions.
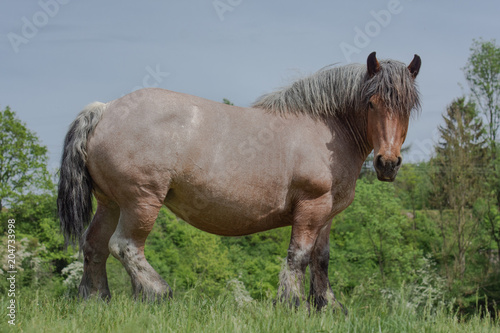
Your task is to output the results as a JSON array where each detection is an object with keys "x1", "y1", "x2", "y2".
[{"x1": 330, "y1": 180, "x2": 356, "y2": 215}]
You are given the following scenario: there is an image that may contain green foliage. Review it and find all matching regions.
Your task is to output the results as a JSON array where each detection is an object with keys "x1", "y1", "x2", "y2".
[
  {"x1": 0, "y1": 191, "x2": 76, "y2": 274},
  {"x1": 0, "y1": 107, "x2": 74, "y2": 298},
  {"x1": 61, "y1": 257, "x2": 84, "y2": 297},
  {"x1": 332, "y1": 178, "x2": 421, "y2": 292},
  {"x1": 380, "y1": 254, "x2": 451, "y2": 314},
  {"x1": 395, "y1": 162, "x2": 432, "y2": 214},
  {"x1": 0, "y1": 106, "x2": 52, "y2": 211},
  {"x1": 221, "y1": 228, "x2": 290, "y2": 299},
  {"x1": 145, "y1": 209, "x2": 233, "y2": 297},
  {"x1": 0, "y1": 235, "x2": 60, "y2": 295}
]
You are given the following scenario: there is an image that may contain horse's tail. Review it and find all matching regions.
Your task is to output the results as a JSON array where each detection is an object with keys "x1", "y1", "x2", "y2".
[{"x1": 57, "y1": 102, "x2": 107, "y2": 247}]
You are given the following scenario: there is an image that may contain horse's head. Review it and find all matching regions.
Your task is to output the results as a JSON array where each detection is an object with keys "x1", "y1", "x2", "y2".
[{"x1": 364, "y1": 52, "x2": 421, "y2": 182}]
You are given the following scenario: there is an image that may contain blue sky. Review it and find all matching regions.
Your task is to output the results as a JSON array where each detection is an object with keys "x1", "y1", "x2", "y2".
[{"x1": 1, "y1": 0, "x2": 500, "y2": 169}]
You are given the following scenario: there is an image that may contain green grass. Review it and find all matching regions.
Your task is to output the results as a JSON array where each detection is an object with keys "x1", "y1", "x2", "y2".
[{"x1": 2, "y1": 290, "x2": 500, "y2": 333}]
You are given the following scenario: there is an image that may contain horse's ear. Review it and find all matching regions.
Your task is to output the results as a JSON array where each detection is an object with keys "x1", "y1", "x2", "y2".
[
  {"x1": 367, "y1": 52, "x2": 380, "y2": 77},
  {"x1": 408, "y1": 54, "x2": 421, "y2": 79}
]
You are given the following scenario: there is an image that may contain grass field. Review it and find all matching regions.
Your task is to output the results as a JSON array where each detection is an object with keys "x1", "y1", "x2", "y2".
[{"x1": 2, "y1": 289, "x2": 500, "y2": 333}]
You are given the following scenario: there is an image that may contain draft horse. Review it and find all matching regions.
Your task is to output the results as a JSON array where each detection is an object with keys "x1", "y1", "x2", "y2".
[{"x1": 58, "y1": 52, "x2": 421, "y2": 311}]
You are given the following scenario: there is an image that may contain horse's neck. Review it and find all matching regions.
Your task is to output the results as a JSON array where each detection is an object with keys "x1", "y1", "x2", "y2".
[{"x1": 327, "y1": 115, "x2": 372, "y2": 170}]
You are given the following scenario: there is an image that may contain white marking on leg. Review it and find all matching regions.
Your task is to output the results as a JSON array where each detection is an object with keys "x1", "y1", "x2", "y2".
[{"x1": 278, "y1": 247, "x2": 311, "y2": 301}]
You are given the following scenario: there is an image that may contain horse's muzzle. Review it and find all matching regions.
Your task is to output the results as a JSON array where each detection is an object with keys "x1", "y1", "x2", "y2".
[{"x1": 374, "y1": 154, "x2": 402, "y2": 182}]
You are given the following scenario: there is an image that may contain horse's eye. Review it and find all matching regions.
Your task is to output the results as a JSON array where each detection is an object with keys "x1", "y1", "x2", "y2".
[{"x1": 368, "y1": 101, "x2": 374, "y2": 109}]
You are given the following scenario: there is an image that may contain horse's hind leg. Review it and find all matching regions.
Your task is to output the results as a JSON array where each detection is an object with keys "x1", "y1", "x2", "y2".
[
  {"x1": 308, "y1": 220, "x2": 346, "y2": 314},
  {"x1": 108, "y1": 201, "x2": 172, "y2": 301},
  {"x1": 79, "y1": 201, "x2": 119, "y2": 300}
]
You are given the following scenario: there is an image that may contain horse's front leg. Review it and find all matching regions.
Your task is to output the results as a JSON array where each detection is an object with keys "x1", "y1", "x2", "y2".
[
  {"x1": 308, "y1": 220, "x2": 346, "y2": 314},
  {"x1": 277, "y1": 228, "x2": 312, "y2": 308},
  {"x1": 276, "y1": 193, "x2": 332, "y2": 308}
]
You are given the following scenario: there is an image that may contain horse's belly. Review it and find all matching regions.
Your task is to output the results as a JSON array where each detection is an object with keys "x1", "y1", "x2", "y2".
[
  {"x1": 181, "y1": 212, "x2": 291, "y2": 236},
  {"x1": 163, "y1": 187, "x2": 293, "y2": 236}
]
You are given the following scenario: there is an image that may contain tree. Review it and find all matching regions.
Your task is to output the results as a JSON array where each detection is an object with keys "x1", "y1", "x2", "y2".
[
  {"x1": 0, "y1": 106, "x2": 51, "y2": 211},
  {"x1": 431, "y1": 98, "x2": 487, "y2": 279},
  {"x1": 464, "y1": 40, "x2": 500, "y2": 264},
  {"x1": 464, "y1": 39, "x2": 500, "y2": 154}
]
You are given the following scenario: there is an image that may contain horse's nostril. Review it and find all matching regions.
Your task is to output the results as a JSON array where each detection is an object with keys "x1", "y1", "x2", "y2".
[
  {"x1": 375, "y1": 155, "x2": 384, "y2": 169},
  {"x1": 396, "y1": 156, "x2": 402, "y2": 167}
]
